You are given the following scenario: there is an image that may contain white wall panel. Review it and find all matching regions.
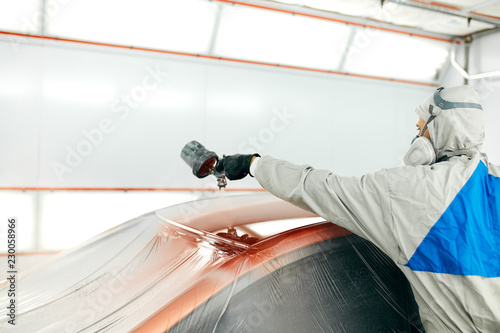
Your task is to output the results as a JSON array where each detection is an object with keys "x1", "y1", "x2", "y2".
[
  {"x1": 0, "y1": 36, "x2": 436, "y2": 189},
  {"x1": 34, "y1": 44, "x2": 208, "y2": 188},
  {"x1": 0, "y1": 38, "x2": 42, "y2": 186}
]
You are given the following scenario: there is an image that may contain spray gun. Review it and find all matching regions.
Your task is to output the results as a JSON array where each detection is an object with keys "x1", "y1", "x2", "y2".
[{"x1": 180, "y1": 140, "x2": 227, "y2": 189}]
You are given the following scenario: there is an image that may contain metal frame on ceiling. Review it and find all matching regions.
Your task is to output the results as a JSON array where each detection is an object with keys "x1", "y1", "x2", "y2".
[
  {"x1": 236, "y1": 0, "x2": 461, "y2": 40},
  {"x1": 385, "y1": 0, "x2": 500, "y2": 29}
]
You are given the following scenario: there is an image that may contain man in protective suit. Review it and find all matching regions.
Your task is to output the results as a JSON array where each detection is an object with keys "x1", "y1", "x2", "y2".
[{"x1": 217, "y1": 85, "x2": 500, "y2": 332}]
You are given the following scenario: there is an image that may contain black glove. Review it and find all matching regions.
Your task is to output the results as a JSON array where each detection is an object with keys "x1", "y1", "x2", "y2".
[{"x1": 215, "y1": 154, "x2": 260, "y2": 181}]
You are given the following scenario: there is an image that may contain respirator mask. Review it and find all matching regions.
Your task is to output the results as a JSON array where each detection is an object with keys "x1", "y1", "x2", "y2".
[
  {"x1": 403, "y1": 136, "x2": 436, "y2": 166},
  {"x1": 403, "y1": 106, "x2": 437, "y2": 166}
]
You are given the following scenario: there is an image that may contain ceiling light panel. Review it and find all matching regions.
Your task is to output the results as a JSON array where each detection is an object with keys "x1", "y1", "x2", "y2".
[
  {"x1": 269, "y1": 0, "x2": 497, "y2": 36},
  {"x1": 368, "y1": 2, "x2": 495, "y2": 35},
  {"x1": 473, "y1": 2, "x2": 500, "y2": 18},
  {"x1": 276, "y1": 0, "x2": 381, "y2": 17},
  {"x1": 343, "y1": 29, "x2": 450, "y2": 82},
  {"x1": 214, "y1": 5, "x2": 352, "y2": 70},
  {"x1": 0, "y1": 0, "x2": 41, "y2": 33},
  {"x1": 370, "y1": 3, "x2": 436, "y2": 27},
  {"x1": 418, "y1": 11, "x2": 495, "y2": 35},
  {"x1": 47, "y1": 0, "x2": 218, "y2": 54},
  {"x1": 434, "y1": 0, "x2": 489, "y2": 8}
]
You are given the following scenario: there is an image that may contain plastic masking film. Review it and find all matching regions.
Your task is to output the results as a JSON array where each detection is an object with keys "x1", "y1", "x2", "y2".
[{"x1": 0, "y1": 193, "x2": 424, "y2": 332}]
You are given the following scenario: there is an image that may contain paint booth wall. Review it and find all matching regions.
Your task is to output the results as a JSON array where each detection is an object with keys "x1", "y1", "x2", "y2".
[{"x1": 0, "y1": 36, "x2": 434, "y2": 189}]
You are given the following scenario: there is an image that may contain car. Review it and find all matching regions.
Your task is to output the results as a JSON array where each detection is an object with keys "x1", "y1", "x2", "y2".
[{"x1": 0, "y1": 192, "x2": 424, "y2": 332}]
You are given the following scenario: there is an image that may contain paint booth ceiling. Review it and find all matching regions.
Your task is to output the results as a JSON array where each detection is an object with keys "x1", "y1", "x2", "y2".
[
  {"x1": 269, "y1": 0, "x2": 500, "y2": 37},
  {"x1": 1, "y1": 0, "x2": 499, "y2": 85}
]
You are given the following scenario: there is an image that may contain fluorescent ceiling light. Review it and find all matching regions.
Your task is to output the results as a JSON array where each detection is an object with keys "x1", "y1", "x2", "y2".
[
  {"x1": 418, "y1": 11, "x2": 495, "y2": 35},
  {"x1": 47, "y1": 0, "x2": 218, "y2": 54},
  {"x1": 305, "y1": 0, "x2": 380, "y2": 17},
  {"x1": 370, "y1": 2, "x2": 431, "y2": 27},
  {"x1": 0, "y1": 0, "x2": 41, "y2": 34},
  {"x1": 269, "y1": 0, "x2": 495, "y2": 35},
  {"x1": 343, "y1": 29, "x2": 449, "y2": 82},
  {"x1": 474, "y1": 2, "x2": 500, "y2": 17},
  {"x1": 274, "y1": 0, "x2": 384, "y2": 17},
  {"x1": 214, "y1": 5, "x2": 351, "y2": 70},
  {"x1": 368, "y1": 1, "x2": 495, "y2": 35},
  {"x1": 439, "y1": 0, "x2": 488, "y2": 7}
]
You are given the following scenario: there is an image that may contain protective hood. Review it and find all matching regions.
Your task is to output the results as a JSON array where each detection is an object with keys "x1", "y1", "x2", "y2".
[{"x1": 415, "y1": 86, "x2": 485, "y2": 161}]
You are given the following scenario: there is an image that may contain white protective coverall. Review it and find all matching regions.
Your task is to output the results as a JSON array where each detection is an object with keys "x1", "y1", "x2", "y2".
[{"x1": 252, "y1": 86, "x2": 500, "y2": 332}]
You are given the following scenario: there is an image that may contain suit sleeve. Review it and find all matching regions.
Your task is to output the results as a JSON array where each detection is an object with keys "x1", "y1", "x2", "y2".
[{"x1": 254, "y1": 155, "x2": 399, "y2": 258}]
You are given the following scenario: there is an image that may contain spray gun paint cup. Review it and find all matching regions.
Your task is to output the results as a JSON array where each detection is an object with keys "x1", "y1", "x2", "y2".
[{"x1": 180, "y1": 140, "x2": 227, "y2": 189}]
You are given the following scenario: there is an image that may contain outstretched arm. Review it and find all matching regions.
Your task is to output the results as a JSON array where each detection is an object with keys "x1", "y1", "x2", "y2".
[{"x1": 251, "y1": 155, "x2": 398, "y2": 258}]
